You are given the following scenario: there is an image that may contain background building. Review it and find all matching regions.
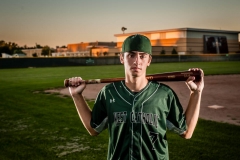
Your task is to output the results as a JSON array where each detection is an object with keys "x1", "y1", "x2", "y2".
[
  {"x1": 114, "y1": 28, "x2": 240, "y2": 55},
  {"x1": 67, "y1": 41, "x2": 119, "y2": 57},
  {"x1": 22, "y1": 49, "x2": 42, "y2": 57},
  {"x1": 58, "y1": 28, "x2": 240, "y2": 57}
]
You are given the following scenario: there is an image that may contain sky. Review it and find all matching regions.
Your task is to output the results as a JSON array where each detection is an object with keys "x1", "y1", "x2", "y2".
[{"x1": 0, "y1": 0, "x2": 240, "y2": 48}]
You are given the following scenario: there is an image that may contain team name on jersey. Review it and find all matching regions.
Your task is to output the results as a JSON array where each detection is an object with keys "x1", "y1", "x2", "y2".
[
  {"x1": 113, "y1": 111, "x2": 159, "y2": 128},
  {"x1": 113, "y1": 111, "x2": 127, "y2": 124},
  {"x1": 131, "y1": 112, "x2": 159, "y2": 128}
]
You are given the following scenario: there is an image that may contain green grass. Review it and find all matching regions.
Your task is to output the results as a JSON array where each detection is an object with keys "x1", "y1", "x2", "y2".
[{"x1": 0, "y1": 61, "x2": 240, "y2": 160}]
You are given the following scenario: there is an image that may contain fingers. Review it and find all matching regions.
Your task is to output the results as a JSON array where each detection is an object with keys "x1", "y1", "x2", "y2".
[
  {"x1": 188, "y1": 68, "x2": 203, "y2": 74},
  {"x1": 188, "y1": 68, "x2": 204, "y2": 81},
  {"x1": 186, "y1": 76, "x2": 198, "y2": 91},
  {"x1": 68, "y1": 77, "x2": 86, "y2": 96},
  {"x1": 186, "y1": 68, "x2": 204, "y2": 92},
  {"x1": 68, "y1": 77, "x2": 85, "y2": 87}
]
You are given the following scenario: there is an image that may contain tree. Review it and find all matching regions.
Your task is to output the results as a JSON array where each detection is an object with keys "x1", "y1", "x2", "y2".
[
  {"x1": 0, "y1": 40, "x2": 10, "y2": 54},
  {"x1": 172, "y1": 48, "x2": 178, "y2": 54},
  {"x1": 103, "y1": 51, "x2": 108, "y2": 56},
  {"x1": 160, "y1": 48, "x2": 165, "y2": 54},
  {"x1": 35, "y1": 43, "x2": 43, "y2": 48},
  {"x1": 32, "y1": 53, "x2": 38, "y2": 57},
  {"x1": 14, "y1": 49, "x2": 25, "y2": 54},
  {"x1": 0, "y1": 40, "x2": 19, "y2": 55},
  {"x1": 121, "y1": 27, "x2": 127, "y2": 34},
  {"x1": 96, "y1": 52, "x2": 100, "y2": 56},
  {"x1": 41, "y1": 45, "x2": 51, "y2": 56},
  {"x1": 0, "y1": 40, "x2": 4, "y2": 46}
]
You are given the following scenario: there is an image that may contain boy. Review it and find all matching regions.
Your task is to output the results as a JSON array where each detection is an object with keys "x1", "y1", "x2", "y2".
[{"x1": 68, "y1": 34, "x2": 204, "y2": 159}]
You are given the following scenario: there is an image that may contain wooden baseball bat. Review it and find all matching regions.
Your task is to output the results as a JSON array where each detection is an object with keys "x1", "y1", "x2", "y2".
[{"x1": 64, "y1": 70, "x2": 201, "y2": 87}]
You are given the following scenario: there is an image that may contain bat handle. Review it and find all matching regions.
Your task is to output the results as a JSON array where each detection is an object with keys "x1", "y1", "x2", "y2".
[
  {"x1": 64, "y1": 78, "x2": 101, "y2": 87},
  {"x1": 64, "y1": 79, "x2": 82, "y2": 87}
]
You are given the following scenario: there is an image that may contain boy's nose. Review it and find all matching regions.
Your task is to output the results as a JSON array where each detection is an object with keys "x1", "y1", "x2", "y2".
[{"x1": 134, "y1": 56, "x2": 140, "y2": 64}]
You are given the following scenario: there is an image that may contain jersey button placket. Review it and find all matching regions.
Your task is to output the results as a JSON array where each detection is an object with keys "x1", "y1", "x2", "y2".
[{"x1": 131, "y1": 95, "x2": 142, "y2": 159}]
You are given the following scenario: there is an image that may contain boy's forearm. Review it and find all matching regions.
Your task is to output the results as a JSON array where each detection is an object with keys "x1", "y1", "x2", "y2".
[
  {"x1": 71, "y1": 94, "x2": 98, "y2": 136},
  {"x1": 183, "y1": 91, "x2": 202, "y2": 139}
]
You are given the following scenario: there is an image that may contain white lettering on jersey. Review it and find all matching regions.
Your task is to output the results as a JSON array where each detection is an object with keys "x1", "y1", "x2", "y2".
[
  {"x1": 130, "y1": 112, "x2": 159, "y2": 128},
  {"x1": 113, "y1": 111, "x2": 127, "y2": 125},
  {"x1": 149, "y1": 131, "x2": 159, "y2": 150}
]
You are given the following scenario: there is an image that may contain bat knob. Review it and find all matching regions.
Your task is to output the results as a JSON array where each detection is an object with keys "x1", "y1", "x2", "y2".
[{"x1": 64, "y1": 79, "x2": 69, "y2": 87}]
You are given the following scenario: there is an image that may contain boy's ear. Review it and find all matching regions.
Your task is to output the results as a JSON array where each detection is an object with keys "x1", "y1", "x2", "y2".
[
  {"x1": 147, "y1": 56, "x2": 152, "y2": 66},
  {"x1": 120, "y1": 53, "x2": 124, "y2": 64}
]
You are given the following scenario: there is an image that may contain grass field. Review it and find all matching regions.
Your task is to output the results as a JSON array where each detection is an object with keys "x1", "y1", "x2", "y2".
[{"x1": 0, "y1": 61, "x2": 240, "y2": 160}]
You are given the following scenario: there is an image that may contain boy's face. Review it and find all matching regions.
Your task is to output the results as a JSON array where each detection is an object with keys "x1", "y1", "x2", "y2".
[{"x1": 120, "y1": 51, "x2": 152, "y2": 78}]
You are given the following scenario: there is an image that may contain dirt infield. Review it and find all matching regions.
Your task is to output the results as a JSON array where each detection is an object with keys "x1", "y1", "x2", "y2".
[{"x1": 47, "y1": 75, "x2": 240, "y2": 126}]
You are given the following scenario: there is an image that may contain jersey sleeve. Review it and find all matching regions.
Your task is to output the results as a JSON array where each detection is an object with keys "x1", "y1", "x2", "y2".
[
  {"x1": 166, "y1": 89, "x2": 187, "y2": 135},
  {"x1": 90, "y1": 87, "x2": 108, "y2": 133}
]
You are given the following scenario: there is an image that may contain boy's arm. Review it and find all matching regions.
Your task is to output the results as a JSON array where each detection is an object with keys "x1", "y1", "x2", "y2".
[
  {"x1": 181, "y1": 68, "x2": 204, "y2": 139},
  {"x1": 68, "y1": 77, "x2": 99, "y2": 136}
]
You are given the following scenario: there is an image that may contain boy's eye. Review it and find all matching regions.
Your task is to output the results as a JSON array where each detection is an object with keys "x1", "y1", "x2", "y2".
[
  {"x1": 127, "y1": 52, "x2": 147, "y2": 58},
  {"x1": 128, "y1": 53, "x2": 135, "y2": 58}
]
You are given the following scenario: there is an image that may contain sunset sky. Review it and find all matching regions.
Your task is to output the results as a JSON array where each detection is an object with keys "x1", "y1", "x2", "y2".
[{"x1": 1, "y1": 0, "x2": 239, "y2": 48}]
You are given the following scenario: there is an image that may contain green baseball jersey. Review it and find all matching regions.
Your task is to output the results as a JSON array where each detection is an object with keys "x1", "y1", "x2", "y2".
[{"x1": 90, "y1": 81, "x2": 187, "y2": 160}]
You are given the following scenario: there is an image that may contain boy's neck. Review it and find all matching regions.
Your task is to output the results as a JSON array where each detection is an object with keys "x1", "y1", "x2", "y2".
[{"x1": 125, "y1": 76, "x2": 148, "y2": 92}]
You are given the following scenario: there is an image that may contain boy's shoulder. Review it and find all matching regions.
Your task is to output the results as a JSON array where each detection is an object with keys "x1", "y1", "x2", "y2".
[{"x1": 150, "y1": 81, "x2": 173, "y2": 92}]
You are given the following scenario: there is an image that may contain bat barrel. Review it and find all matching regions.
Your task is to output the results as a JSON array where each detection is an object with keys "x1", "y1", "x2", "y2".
[{"x1": 147, "y1": 70, "x2": 201, "y2": 82}]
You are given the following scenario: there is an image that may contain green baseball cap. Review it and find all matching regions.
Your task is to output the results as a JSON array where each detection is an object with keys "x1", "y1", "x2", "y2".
[{"x1": 122, "y1": 34, "x2": 152, "y2": 55}]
